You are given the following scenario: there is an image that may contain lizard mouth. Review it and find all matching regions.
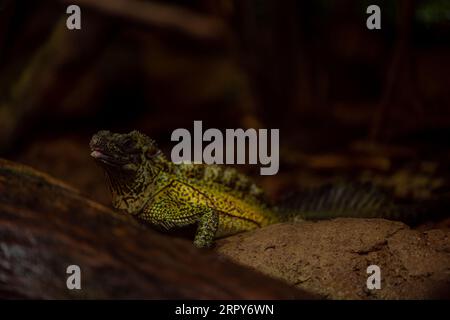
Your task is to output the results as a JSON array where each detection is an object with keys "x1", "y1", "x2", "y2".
[{"x1": 90, "y1": 150, "x2": 126, "y2": 166}]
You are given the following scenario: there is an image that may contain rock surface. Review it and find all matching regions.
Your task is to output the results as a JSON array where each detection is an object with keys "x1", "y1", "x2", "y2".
[{"x1": 216, "y1": 219, "x2": 450, "y2": 299}]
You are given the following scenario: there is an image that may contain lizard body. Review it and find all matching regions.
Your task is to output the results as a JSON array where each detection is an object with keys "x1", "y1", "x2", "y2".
[
  {"x1": 90, "y1": 130, "x2": 281, "y2": 247},
  {"x1": 90, "y1": 130, "x2": 414, "y2": 248}
]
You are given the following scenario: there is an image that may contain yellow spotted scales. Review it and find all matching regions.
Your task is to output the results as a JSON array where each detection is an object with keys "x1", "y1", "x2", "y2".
[{"x1": 90, "y1": 130, "x2": 279, "y2": 248}]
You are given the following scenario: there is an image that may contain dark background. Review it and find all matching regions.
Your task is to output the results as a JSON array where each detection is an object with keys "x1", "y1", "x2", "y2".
[{"x1": 0, "y1": 0, "x2": 449, "y2": 226}]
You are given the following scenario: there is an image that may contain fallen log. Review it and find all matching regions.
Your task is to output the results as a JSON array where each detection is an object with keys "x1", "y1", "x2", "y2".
[{"x1": 0, "y1": 158, "x2": 313, "y2": 299}]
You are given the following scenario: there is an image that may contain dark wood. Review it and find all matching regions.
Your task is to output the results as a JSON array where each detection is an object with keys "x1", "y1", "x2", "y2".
[
  {"x1": 59, "y1": 0, "x2": 229, "y2": 43},
  {"x1": 0, "y1": 159, "x2": 314, "y2": 299},
  {"x1": 370, "y1": 0, "x2": 422, "y2": 141}
]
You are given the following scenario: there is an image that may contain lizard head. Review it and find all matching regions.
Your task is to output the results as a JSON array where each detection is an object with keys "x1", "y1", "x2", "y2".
[
  {"x1": 90, "y1": 130, "x2": 168, "y2": 214},
  {"x1": 90, "y1": 130, "x2": 163, "y2": 170}
]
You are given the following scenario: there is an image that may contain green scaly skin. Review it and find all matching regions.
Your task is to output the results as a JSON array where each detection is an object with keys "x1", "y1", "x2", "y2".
[
  {"x1": 89, "y1": 130, "x2": 411, "y2": 248},
  {"x1": 90, "y1": 130, "x2": 281, "y2": 248}
]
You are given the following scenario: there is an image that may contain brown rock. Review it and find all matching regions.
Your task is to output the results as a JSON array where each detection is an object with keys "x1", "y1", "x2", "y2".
[{"x1": 216, "y1": 219, "x2": 450, "y2": 299}]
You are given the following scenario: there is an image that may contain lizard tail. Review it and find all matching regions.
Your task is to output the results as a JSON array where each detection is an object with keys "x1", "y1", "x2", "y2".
[{"x1": 274, "y1": 182, "x2": 448, "y2": 225}]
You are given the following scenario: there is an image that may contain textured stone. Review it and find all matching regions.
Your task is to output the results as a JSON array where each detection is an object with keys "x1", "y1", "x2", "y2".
[{"x1": 216, "y1": 218, "x2": 450, "y2": 299}]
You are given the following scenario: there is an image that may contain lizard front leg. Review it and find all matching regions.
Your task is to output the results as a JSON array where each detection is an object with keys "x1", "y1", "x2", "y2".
[
  {"x1": 193, "y1": 207, "x2": 219, "y2": 248},
  {"x1": 141, "y1": 199, "x2": 219, "y2": 248}
]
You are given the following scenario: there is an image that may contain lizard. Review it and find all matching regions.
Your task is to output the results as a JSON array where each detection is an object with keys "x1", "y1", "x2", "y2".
[{"x1": 89, "y1": 130, "x2": 426, "y2": 248}]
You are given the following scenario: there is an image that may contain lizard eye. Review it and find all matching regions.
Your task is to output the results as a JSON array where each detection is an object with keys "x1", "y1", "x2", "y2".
[
  {"x1": 145, "y1": 148, "x2": 160, "y2": 159},
  {"x1": 122, "y1": 137, "x2": 136, "y2": 151}
]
